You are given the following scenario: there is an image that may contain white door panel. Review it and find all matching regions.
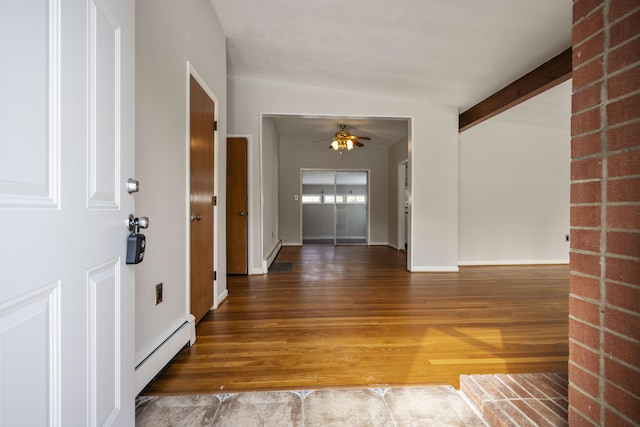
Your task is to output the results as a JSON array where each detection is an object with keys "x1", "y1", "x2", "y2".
[{"x1": 0, "y1": 0, "x2": 135, "y2": 425}]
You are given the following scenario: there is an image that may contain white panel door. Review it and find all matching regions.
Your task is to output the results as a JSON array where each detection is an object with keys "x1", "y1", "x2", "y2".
[{"x1": 0, "y1": 0, "x2": 135, "y2": 425}]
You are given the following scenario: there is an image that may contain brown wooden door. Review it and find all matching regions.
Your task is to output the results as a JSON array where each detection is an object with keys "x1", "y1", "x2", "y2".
[
  {"x1": 226, "y1": 137, "x2": 248, "y2": 274},
  {"x1": 189, "y1": 76, "x2": 215, "y2": 323}
]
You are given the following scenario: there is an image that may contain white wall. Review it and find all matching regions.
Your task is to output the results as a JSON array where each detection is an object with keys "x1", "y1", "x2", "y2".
[
  {"x1": 459, "y1": 120, "x2": 570, "y2": 264},
  {"x1": 261, "y1": 119, "x2": 280, "y2": 262},
  {"x1": 279, "y1": 141, "x2": 389, "y2": 246},
  {"x1": 228, "y1": 76, "x2": 460, "y2": 272},
  {"x1": 135, "y1": 0, "x2": 227, "y2": 364}
]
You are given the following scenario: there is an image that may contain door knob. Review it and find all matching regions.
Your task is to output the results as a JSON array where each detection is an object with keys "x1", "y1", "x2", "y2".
[
  {"x1": 190, "y1": 214, "x2": 202, "y2": 222},
  {"x1": 128, "y1": 215, "x2": 149, "y2": 233}
]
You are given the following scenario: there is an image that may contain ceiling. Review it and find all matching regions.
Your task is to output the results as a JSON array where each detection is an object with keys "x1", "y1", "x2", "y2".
[
  {"x1": 268, "y1": 116, "x2": 409, "y2": 149},
  {"x1": 211, "y1": 0, "x2": 572, "y2": 141}
]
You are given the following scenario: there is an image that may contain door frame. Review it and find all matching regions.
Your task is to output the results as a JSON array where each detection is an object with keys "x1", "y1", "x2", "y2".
[
  {"x1": 228, "y1": 134, "x2": 254, "y2": 275},
  {"x1": 185, "y1": 62, "x2": 223, "y2": 311},
  {"x1": 397, "y1": 160, "x2": 408, "y2": 252}
]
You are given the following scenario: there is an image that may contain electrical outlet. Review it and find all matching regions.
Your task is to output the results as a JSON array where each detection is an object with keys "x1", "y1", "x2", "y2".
[
  {"x1": 155, "y1": 283, "x2": 163, "y2": 305},
  {"x1": 565, "y1": 234, "x2": 570, "y2": 242}
]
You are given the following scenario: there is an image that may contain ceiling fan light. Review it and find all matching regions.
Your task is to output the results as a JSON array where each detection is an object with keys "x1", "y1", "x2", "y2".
[
  {"x1": 346, "y1": 140, "x2": 353, "y2": 150},
  {"x1": 331, "y1": 140, "x2": 339, "y2": 150}
]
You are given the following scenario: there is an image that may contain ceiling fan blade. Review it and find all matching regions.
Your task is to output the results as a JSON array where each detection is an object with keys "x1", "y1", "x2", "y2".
[
  {"x1": 353, "y1": 141, "x2": 364, "y2": 147},
  {"x1": 345, "y1": 135, "x2": 371, "y2": 140},
  {"x1": 311, "y1": 137, "x2": 332, "y2": 144}
]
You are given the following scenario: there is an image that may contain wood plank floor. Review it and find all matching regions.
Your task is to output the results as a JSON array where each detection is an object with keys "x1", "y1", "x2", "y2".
[{"x1": 142, "y1": 245, "x2": 569, "y2": 395}]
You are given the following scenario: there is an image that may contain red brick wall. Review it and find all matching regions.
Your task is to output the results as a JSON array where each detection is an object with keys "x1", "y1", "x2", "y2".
[{"x1": 570, "y1": 0, "x2": 640, "y2": 425}]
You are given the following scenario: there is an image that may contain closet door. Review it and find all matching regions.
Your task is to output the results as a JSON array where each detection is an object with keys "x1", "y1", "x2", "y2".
[
  {"x1": 302, "y1": 170, "x2": 335, "y2": 244},
  {"x1": 336, "y1": 171, "x2": 368, "y2": 245}
]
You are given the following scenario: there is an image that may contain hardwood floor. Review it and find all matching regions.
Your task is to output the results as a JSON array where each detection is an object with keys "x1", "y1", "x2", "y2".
[{"x1": 142, "y1": 245, "x2": 569, "y2": 395}]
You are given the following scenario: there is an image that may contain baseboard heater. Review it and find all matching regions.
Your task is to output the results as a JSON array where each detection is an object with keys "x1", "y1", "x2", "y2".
[
  {"x1": 264, "y1": 239, "x2": 282, "y2": 271},
  {"x1": 134, "y1": 314, "x2": 196, "y2": 394}
]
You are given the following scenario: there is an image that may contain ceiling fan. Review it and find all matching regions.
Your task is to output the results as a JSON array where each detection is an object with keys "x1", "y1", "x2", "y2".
[{"x1": 314, "y1": 124, "x2": 372, "y2": 152}]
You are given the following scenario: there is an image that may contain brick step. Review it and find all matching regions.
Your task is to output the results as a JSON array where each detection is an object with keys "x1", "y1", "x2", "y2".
[{"x1": 460, "y1": 373, "x2": 569, "y2": 427}]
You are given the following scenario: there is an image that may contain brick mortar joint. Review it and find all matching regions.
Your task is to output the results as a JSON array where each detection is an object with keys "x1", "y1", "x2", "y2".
[
  {"x1": 604, "y1": 327, "x2": 640, "y2": 346},
  {"x1": 573, "y1": 102, "x2": 604, "y2": 117},
  {"x1": 571, "y1": 127, "x2": 604, "y2": 140},
  {"x1": 604, "y1": 117, "x2": 640, "y2": 131},
  {"x1": 569, "y1": 314, "x2": 602, "y2": 329},
  {"x1": 598, "y1": 3, "x2": 611, "y2": 423},
  {"x1": 570, "y1": 226, "x2": 603, "y2": 231},
  {"x1": 570, "y1": 202, "x2": 605, "y2": 206},
  {"x1": 605, "y1": 302, "x2": 640, "y2": 320},
  {"x1": 608, "y1": 6, "x2": 640, "y2": 28},
  {"x1": 573, "y1": 4, "x2": 604, "y2": 28},
  {"x1": 571, "y1": 177, "x2": 603, "y2": 184},
  {"x1": 570, "y1": 247, "x2": 605, "y2": 256},
  {"x1": 606, "y1": 201, "x2": 640, "y2": 206},
  {"x1": 608, "y1": 174, "x2": 640, "y2": 181},
  {"x1": 603, "y1": 252, "x2": 640, "y2": 262},
  {"x1": 610, "y1": 32, "x2": 640, "y2": 53},
  {"x1": 569, "y1": 338, "x2": 600, "y2": 354},
  {"x1": 607, "y1": 88, "x2": 640, "y2": 105},
  {"x1": 574, "y1": 26, "x2": 605, "y2": 51},
  {"x1": 571, "y1": 152, "x2": 606, "y2": 161},
  {"x1": 572, "y1": 52, "x2": 606, "y2": 75},
  {"x1": 606, "y1": 278, "x2": 640, "y2": 289},
  {"x1": 606, "y1": 61, "x2": 640, "y2": 80},
  {"x1": 605, "y1": 227, "x2": 640, "y2": 233},
  {"x1": 606, "y1": 146, "x2": 640, "y2": 157},
  {"x1": 569, "y1": 313, "x2": 601, "y2": 330},
  {"x1": 568, "y1": 269, "x2": 601, "y2": 281},
  {"x1": 570, "y1": 293, "x2": 602, "y2": 306}
]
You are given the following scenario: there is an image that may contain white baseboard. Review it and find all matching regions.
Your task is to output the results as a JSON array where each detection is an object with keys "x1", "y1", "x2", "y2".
[
  {"x1": 369, "y1": 241, "x2": 389, "y2": 246},
  {"x1": 283, "y1": 242, "x2": 302, "y2": 246},
  {"x1": 263, "y1": 240, "x2": 283, "y2": 273},
  {"x1": 213, "y1": 289, "x2": 228, "y2": 309},
  {"x1": 410, "y1": 266, "x2": 460, "y2": 272},
  {"x1": 134, "y1": 314, "x2": 196, "y2": 394},
  {"x1": 458, "y1": 259, "x2": 570, "y2": 266}
]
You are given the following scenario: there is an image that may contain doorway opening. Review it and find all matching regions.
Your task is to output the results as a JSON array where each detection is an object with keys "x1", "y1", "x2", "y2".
[
  {"x1": 301, "y1": 169, "x2": 369, "y2": 245},
  {"x1": 397, "y1": 160, "x2": 408, "y2": 251}
]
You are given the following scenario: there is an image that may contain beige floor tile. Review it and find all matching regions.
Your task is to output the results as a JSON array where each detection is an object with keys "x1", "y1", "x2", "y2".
[
  {"x1": 384, "y1": 387, "x2": 486, "y2": 427},
  {"x1": 303, "y1": 389, "x2": 394, "y2": 427},
  {"x1": 136, "y1": 394, "x2": 220, "y2": 427},
  {"x1": 212, "y1": 391, "x2": 302, "y2": 427}
]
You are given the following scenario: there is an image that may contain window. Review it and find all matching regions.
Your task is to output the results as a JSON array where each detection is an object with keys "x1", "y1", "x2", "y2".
[
  {"x1": 301, "y1": 195, "x2": 322, "y2": 204},
  {"x1": 345, "y1": 194, "x2": 366, "y2": 204},
  {"x1": 301, "y1": 193, "x2": 366, "y2": 204},
  {"x1": 324, "y1": 195, "x2": 345, "y2": 204}
]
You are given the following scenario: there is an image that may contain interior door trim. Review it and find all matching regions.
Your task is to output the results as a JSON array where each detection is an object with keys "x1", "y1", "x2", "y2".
[
  {"x1": 185, "y1": 62, "x2": 222, "y2": 311},
  {"x1": 228, "y1": 134, "x2": 254, "y2": 275}
]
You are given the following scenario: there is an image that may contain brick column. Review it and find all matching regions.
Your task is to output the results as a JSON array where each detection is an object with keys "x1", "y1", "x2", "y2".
[{"x1": 570, "y1": 0, "x2": 640, "y2": 425}]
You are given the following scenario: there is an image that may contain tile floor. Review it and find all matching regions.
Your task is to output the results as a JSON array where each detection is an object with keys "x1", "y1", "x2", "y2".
[
  {"x1": 136, "y1": 386, "x2": 487, "y2": 426},
  {"x1": 136, "y1": 373, "x2": 571, "y2": 426},
  {"x1": 460, "y1": 373, "x2": 569, "y2": 427}
]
